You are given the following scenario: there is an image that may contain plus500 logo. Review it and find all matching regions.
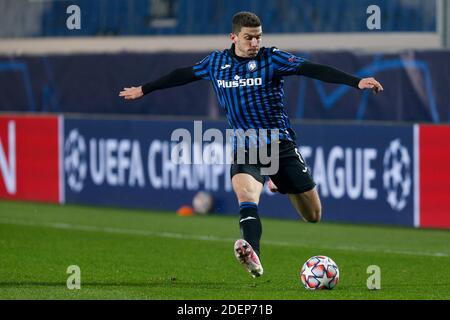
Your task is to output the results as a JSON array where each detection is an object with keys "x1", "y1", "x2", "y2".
[{"x1": 217, "y1": 77, "x2": 262, "y2": 88}]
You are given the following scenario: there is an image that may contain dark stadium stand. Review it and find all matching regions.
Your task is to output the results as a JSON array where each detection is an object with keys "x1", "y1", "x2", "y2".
[{"x1": 0, "y1": 0, "x2": 437, "y2": 38}]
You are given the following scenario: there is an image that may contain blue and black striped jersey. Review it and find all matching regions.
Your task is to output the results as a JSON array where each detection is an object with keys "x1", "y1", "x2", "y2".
[{"x1": 192, "y1": 46, "x2": 305, "y2": 142}]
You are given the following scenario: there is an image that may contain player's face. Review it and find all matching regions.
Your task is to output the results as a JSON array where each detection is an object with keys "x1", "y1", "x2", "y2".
[{"x1": 231, "y1": 26, "x2": 262, "y2": 58}]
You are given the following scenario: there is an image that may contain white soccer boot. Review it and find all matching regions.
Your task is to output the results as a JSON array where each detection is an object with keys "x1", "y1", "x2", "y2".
[{"x1": 234, "y1": 239, "x2": 263, "y2": 278}]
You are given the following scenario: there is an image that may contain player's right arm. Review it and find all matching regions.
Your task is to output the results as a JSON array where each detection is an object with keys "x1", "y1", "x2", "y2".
[
  {"x1": 119, "y1": 53, "x2": 213, "y2": 100},
  {"x1": 119, "y1": 66, "x2": 200, "y2": 100}
]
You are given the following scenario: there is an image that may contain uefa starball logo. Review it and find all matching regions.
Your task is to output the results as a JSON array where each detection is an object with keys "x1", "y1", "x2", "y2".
[
  {"x1": 64, "y1": 129, "x2": 87, "y2": 193},
  {"x1": 382, "y1": 139, "x2": 412, "y2": 211}
]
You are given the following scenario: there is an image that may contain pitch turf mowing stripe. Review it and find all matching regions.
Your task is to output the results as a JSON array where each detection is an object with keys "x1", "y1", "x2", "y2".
[{"x1": 0, "y1": 217, "x2": 448, "y2": 258}]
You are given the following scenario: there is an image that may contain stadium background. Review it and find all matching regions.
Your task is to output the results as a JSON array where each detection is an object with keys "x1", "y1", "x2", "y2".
[{"x1": 1, "y1": 0, "x2": 449, "y2": 229}]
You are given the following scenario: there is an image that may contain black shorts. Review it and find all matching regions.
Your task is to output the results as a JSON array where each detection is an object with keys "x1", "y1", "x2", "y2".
[{"x1": 230, "y1": 140, "x2": 316, "y2": 194}]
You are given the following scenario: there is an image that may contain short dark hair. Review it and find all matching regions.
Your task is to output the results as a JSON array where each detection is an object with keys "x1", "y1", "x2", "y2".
[{"x1": 232, "y1": 12, "x2": 261, "y2": 34}]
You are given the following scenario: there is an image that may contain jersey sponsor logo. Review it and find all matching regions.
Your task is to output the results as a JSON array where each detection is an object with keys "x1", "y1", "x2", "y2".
[{"x1": 217, "y1": 75, "x2": 262, "y2": 88}]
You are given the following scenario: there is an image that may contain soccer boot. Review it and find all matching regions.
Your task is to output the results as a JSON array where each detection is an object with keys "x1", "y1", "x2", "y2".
[
  {"x1": 267, "y1": 179, "x2": 278, "y2": 193},
  {"x1": 234, "y1": 239, "x2": 263, "y2": 278}
]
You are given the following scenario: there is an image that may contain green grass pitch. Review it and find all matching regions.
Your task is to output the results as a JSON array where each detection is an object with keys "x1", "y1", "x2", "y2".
[{"x1": 0, "y1": 201, "x2": 449, "y2": 300}]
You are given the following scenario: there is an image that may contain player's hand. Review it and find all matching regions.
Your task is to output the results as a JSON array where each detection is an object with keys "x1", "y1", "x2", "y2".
[
  {"x1": 358, "y1": 78, "x2": 384, "y2": 93},
  {"x1": 119, "y1": 86, "x2": 144, "y2": 100}
]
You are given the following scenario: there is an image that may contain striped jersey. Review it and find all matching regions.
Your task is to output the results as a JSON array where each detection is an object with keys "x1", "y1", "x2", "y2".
[{"x1": 192, "y1": 45, "x2": 305, "y2": 143}]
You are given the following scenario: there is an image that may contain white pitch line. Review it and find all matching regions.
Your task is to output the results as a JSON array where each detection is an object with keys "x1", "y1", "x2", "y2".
[{"x1": 0, "y1": 218, "x2": 448, "y2": 258}]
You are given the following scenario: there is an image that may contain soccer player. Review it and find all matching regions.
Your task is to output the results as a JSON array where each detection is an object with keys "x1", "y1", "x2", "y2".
[{"x1": 119, "y1": 12, "x2": 383, "y2": 278}]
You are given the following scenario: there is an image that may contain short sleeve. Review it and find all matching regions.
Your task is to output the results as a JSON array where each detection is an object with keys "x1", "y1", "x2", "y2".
[
  {"x1": 271, "y1": 47, "x2": 305, "y2": 76},
  {"x1": 192, "y1": 53, "x2": 213, "y2": 80}
]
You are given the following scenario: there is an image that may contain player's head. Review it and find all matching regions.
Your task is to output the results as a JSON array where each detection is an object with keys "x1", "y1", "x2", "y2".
[{"x1": 230, "y1": 12, "x2": 262, "y2": 58}]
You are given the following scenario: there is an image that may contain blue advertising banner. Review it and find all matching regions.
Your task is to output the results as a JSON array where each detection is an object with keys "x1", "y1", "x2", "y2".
[
  {"x1": 260, "y1": 124, "x2": 418, "y2": 226},
  {"x1": 2, "y1": 50, "x2": 450, "y2": 124},
  {"x1": 63, "y1": 117, "x2": 416, "y2": 227},
  {"x1": 261, "y1": 123, "x2": 416, "y2": 226},
  {"x1": 64, "y1": 118, "x2": 238, "y2": 212}
]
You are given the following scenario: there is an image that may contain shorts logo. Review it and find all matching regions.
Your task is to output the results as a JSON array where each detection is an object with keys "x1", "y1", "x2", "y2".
[
  {"x1": 295, "y1": 147, "x2": 309, "y2": 173},
  {"x1": 64, "y1": 129, "x2": 87, "y2": 193},
  {"x1": 383, "y1": 139, "x2": 412, "y2": 211},
  {"x1": 247, "y1": 60, "x2": 257, "y2": 72}
]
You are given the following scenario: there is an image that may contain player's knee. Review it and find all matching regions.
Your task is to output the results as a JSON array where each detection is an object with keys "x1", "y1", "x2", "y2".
[
  {"x1": 305, "y1": 206, "x2": 322, "y2": 223},
  {"x1": 235, "y1": 187, "x2": 259, "y2": 203}
]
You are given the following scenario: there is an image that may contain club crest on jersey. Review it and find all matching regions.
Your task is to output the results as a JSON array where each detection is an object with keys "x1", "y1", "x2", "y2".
[{"x1": 247, "y1": 60, "x2": 257, "y2": 72}]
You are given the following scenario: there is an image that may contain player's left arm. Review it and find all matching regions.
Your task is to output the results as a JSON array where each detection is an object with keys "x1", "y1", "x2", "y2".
[{"x1": 297, "y1": 61, "x2": 384, "y2": 93}]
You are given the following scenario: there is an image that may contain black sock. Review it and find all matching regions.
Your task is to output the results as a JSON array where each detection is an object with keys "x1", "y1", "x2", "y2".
[{"x1": 239, "y1": 202, "x2": 262, "y2": 256}]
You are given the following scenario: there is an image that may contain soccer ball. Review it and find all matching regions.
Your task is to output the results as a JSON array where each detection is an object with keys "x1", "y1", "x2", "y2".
[
  {"x1": 192, "y1": 191, "x2": 214, "y2": 214},
  {"x1": 300, "y1": 255, "x2": 340, "y2": 290}
]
